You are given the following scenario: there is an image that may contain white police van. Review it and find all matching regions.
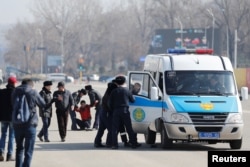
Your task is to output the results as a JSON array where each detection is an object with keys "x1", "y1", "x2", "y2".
[{"x1": 128, "y1": 48, "x2": 248, "y2": 149}]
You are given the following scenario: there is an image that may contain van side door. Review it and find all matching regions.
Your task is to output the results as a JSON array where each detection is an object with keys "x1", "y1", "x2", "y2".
[{"x1": 128, "y1": 71, "x2": 163, "y2": 134}]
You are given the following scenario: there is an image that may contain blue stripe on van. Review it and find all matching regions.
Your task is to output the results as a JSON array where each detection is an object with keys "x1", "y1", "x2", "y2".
[
  {"x1": 169, "y1": 96, "x2": 238, "y2": 113},
  {"x1": 130, "y1": 95, "x2": 238, "y2": 113},
  {"x1": 130, "y1": 96, "x2": 167, "y2": 108}
]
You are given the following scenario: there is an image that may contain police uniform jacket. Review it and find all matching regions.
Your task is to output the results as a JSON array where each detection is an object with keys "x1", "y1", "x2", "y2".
[{"x1": 109, "y1": 87, "x2": 135, "y2": 111}]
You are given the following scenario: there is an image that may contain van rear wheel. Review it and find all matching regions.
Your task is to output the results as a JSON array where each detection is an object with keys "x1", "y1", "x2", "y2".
[
  {"x1": 160, "y1": 125, "x2": 173, "y2": 149},
  {"x1": 229, "y1": 138, "x2": 242, "y2": 149},
  {"x1": 144, "y1": 128, "x2": 156, "y2": 144}
]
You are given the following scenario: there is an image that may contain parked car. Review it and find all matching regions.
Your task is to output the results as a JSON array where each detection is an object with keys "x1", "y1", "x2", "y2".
[
  {"x1": 89, "y1": 74, "x2": 100, "y2": 81},
  {"x1": 99, "y1": 75, "x2": 112, "y2": 82},
  {"x1": 46, "y1": 73, "x2": 74, "y2": 83}
]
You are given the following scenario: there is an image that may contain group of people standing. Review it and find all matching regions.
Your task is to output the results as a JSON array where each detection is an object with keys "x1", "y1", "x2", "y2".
[
  {"x1": 94, "y1": 75, "x2": 141, "y2": 149},
  {"x1": 0, "y1": 75, "x2": 140, "y2": 167}
]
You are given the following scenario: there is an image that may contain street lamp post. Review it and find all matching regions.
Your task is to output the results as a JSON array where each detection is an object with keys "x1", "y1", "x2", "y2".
[
  {"x1": 56, "y1": 25, "x2": 65, "y2": 73},
  {"x1": 234, "y1": 29, "x2": 238, "y2": 68},
  {"x1": 207, "y1": 9, "x2": 215, "y2": 51},
  {"x1": 60, "y1": 32, "x2": 64, "y2": 73},
  {"x1": 175, "y1": 17, "x2": 183, "y2": 48},
  {"x1": 37, "y1": 29, "x2": 43, "y2": 74}
]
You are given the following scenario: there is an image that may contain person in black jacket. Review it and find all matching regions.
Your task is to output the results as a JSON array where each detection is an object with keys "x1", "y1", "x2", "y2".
[
  {"x1": 37, "y1": 81, "x2": 54, "y2": 142},
  {"x1": 94, "y1": 82, "x2": 115, "y2": 147},
  {"x1": 70, "y1": 89, "x2": 86, "y2": 130},
  {"x1": 53, "y1": 81, "x2": 74, "y2": 142},
  {"x1": 109, "y1": 76, "x2": 141, "y2": 149},
  {"x1": 94, "y1": 81, "x2": 129, "y2": 148},
  {"x1": 0, "y1": 77, "x2": 17, "y2": 161},
  {"x1": 85, "y1": 85, "x2": 102, "y2": 130}
]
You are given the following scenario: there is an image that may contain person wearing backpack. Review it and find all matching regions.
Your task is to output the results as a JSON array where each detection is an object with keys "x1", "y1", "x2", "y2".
[
  {"x1": 0, "y1": 76, "x2": 17, "y2": 162},
  {"x1": 53, "y1": 81, "x2": 74, "y2": 142},
  {"x1": 11, "y1": 78, "x2": 47, "y2": 167}
]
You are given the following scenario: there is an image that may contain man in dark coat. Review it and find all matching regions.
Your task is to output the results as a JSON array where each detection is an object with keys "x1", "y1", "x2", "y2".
[
  {"x1": 85, "y1": 85, "x2": 102, "y2": 130},
  {"x1": 53, "y1": 81, "x2": 74, "y2": 142},
  {"x1": 37, "y1": 81, "x2": 54, "y2": 142},
  {"x1": 0, "y1": 77, "x2": 17, "y2": 161},
  {"x1": 109, "y1": 76, "x2": 141, "y2": 149},
  {"x1": 70, "y1": 89, "x2": 86, "y2": 130}
]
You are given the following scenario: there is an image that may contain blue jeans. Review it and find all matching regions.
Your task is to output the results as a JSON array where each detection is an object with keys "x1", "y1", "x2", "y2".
[
  {"x1": 0, "y1": 121, "x2": 15, "y2": 155},
  {"x1": 38, "y1": 117, "x2": 51, "y2": 140},
  {"x1": 14, "y1": 125, "x2": 36, "y2": 167},
  {"x1": 69, "y1": 110, "x2": 77, "y2": 130}
]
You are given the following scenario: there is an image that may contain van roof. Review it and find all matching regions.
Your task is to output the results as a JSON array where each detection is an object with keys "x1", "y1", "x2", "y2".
[{"x1": 144, "y1": 54, "x2": 233, "y2": 71}]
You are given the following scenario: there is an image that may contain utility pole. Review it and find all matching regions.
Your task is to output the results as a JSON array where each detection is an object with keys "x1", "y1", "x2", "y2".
[
  {"x1": 207, "y1": 9, "x2": 215, "y2": 51},
  {"x1": 175, "y1": 17, "x2": 183, "y2": 48}
]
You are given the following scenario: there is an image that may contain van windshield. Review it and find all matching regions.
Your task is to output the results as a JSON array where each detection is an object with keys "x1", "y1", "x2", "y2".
[{"x1": 165, "y1": 71, "x2": 237, "y2": 96}]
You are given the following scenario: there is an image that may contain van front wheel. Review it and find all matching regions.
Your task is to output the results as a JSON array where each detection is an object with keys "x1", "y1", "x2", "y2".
[
  {"x1": 160, "y1": 125, "x2": 173, "y2": 149},
  {"x1": 229, "y1": 138, "x2": 242, "y2": 149}
]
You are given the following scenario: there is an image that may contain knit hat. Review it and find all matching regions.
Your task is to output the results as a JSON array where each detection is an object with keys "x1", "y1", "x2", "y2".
[
  {"x1": 57, "y1": 81, "x2": 65, "y2": 87},
  {"x1": 79, "y1": 89, "x2": 86, "y2": 95},
  {"x1": 8, "y1": 77, "x2": 17, "y2": 85},
  {"x1": 43, "y1": 80, "x2": 52, "y2": 87},
  {"x1": 85, "y1": 85, "x2": 92, "y2": 91},
  {"x1": 114, "y1": 76, "x2": 126, "y2": 85}
]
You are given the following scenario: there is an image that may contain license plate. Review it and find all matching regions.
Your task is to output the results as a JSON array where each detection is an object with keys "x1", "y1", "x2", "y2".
[{"x1": 198, "y1": 132, "x2": 220, "y2": 139}]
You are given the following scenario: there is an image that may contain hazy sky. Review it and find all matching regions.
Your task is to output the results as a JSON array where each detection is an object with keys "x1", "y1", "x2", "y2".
[
  {"x1": 0, "y1": 0, "x2": 34, "y2": 25},
  {"x1": 0, "y1": 0, "x2": 117, "y2": 25}
]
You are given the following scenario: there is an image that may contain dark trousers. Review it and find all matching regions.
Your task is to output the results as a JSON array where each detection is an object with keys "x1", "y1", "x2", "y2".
[
  {"x1": 76, "y1": 118, "x2": 91, "y2": 130},
  {"x1": 106, "y1": 113, "x2": 128, "y2": 146},
  {"x1": 112, "y1": 108, "x2": 136, "y2": 147},
  {"x1": 69, "y1": 110, "x2": 77, "y2": 130},
  {"x1": 92, "y1": 107, "x2": 101, "y2": 129},
  {"x1": 94, "y1": 110, "x2": 108, "y2": 145},
  {"x1": 38, "y1": 117, "x2": 51, "y2": 140},
  {"x1": 56, "y1": 110, "x2": 69, "y2": 140}
]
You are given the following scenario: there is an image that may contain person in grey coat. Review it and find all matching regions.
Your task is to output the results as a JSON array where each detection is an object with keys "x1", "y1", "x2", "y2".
[
  {"x1": 12, "y1": 78, "x2": 47, "y2": 167},
  {"x1": 53, "y1": 81, "x2": 74, "y2": 142}
]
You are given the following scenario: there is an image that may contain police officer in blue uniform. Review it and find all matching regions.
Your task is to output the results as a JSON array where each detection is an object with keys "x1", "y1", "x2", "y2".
[{"x1": 109, "y1": 76, "x2": 141, "y2": 149}]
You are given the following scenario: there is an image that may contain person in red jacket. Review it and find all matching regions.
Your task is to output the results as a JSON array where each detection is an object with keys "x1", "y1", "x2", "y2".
[{"x1": 74, "y1": 100, "x2": 94, "y2": 130}]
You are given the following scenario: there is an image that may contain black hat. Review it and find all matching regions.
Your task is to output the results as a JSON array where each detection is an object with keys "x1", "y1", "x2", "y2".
[
  {"x1": 43, "y1": 80, "x2": 52, "y2": 87},
  {"x1": 79, "y1": 89, "x2": 86, "y2": 95},
  {"x1": 85, "y1": 85, "x2": 92, "y2": 90},
  {"x1": 57, "y1": 81, "x2": 65, "y2": 87},
  {"x1": 114, "y1": 76, "x2": 126, "y2": 85}
]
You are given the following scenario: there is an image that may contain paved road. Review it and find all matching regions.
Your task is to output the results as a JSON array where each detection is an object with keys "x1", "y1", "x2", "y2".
[{"x1": 1, "y1": 81, "x2": 250, "y2": 167}]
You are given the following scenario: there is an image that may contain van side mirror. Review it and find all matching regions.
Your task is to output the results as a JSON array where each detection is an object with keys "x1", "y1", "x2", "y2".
[
  {"x1": 151, "y1": 87, "x2": 158, "y2": 100},
  {"x1": 240, "y1": 87, "x2": 248, "y2": 101}
]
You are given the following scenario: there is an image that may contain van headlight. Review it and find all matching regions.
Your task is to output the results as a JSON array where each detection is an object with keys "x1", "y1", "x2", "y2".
[
  {"x1": 171, "y1": 113, "x2": 189, "y2": 123},
  {"x1": 228, "y1": 114, "x2": 243, "y2": 123}
]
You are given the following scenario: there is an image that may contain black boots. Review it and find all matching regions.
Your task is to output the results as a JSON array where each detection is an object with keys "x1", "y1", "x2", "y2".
[
  {"x1": 6, "y1": 154, "x2": 15, "y2": 161},
  {"x1": 0, "y1": 153, "x2": 15, "y2": 161},
  {"x1": 0, "y1": 152, "x2": 4, "y2": 161}
]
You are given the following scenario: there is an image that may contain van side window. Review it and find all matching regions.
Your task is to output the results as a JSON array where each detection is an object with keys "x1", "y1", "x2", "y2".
[
  {"x1": 158, "y1": 72, "x2": 163, "y2": 92},
  {"x1": 130, "y1": 73, "x2": 149, "y2": 97}
]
